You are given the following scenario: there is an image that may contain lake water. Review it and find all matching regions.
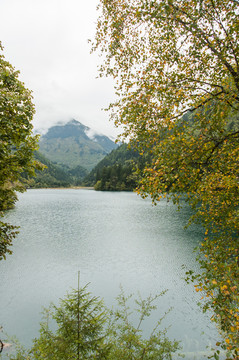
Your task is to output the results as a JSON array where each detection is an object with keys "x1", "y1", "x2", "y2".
[{"x1": 0, "y1": 189, "x2": 223, "y2": 359}]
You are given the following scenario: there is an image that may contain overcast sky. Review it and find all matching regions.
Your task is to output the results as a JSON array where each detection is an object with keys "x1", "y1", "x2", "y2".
[{"x1": 0, "y1": 0, "x2": 120, "y2": 137}]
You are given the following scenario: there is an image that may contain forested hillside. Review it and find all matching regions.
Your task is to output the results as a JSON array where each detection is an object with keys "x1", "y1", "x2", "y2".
[
  {"x1": 25, "y1": 152, "x2": 73, "y2": 188},
  {"x1": 84, "y1": 144, "x2": 150, "y2": 191}
]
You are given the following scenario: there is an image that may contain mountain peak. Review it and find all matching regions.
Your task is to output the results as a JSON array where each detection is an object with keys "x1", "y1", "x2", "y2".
[
  {"x1": 68, "y1": 119, "x2": 79, "y2": 125},
  {"x1": 68, "y1": 119, "x2": 88, "y2": 128},
  {"x1": 41, "y1": 120, "x2": 88, "y2": 140}
]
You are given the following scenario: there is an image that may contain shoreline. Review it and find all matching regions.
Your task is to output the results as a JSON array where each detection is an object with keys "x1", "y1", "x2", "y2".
[{"x1": 27, "y1": 186, "x2": 95, "y2": 190}]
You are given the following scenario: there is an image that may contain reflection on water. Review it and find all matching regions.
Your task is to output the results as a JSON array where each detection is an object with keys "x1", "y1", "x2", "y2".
[{"x1": 0, "y1": 189, "x2": 223, "y2": 358}]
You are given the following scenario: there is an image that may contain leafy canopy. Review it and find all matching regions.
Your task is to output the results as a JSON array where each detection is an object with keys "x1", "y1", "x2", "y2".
[
  {"x1": 0, "y1": 42, "x2": 40, "y2": 260},
  {"x1": 92, "y1": 0, "x2": 239, "y2": 357}
]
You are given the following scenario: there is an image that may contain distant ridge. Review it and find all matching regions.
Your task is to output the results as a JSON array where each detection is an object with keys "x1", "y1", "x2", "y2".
[{"x1": 39, "y1": 119, "x2": 118, "y2": 171}]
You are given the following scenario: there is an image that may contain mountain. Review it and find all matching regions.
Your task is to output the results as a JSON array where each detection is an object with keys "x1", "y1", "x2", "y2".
[{"x1": 38, "y1": 120, "x2": 118, "y2": 172}]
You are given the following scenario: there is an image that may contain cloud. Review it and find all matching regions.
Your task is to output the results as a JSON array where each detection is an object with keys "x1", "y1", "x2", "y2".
[{"x1": 0, "y1": 0, "x2": 120, "y2": 137}]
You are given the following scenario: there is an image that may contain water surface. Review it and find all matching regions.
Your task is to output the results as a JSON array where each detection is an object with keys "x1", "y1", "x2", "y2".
[{"x1": 0, "y1": 189, "x2": 222, "y2": 358}]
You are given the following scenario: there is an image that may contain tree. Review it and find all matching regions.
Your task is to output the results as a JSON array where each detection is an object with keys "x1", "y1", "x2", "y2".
[
  {"x1": 0, "y1": 42, "x2": 40, "y2": 260},
  {"x1": 106, "y1": 288, "x2": 180, "y2": 360},
  {"x1": 92, "y1": 0, "x2": 239, "y2": 357},
  {"x1": 30, "y1": 285, "x2": 110, "y2": 360},
  {"x1": 5, "y1": 286, "x2": 180, "y2": 360}
]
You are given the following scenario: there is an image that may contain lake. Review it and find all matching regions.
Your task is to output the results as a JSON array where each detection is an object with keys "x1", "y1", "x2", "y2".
[{"x1": 0, "y1": 189, "x2": 223, "y2": 359}]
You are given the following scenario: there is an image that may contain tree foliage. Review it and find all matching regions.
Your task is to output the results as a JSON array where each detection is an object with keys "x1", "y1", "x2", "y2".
[
  {"x1": 92, "y1": 0, "x2": 239, "y2": 357},
  {"x1": 0, "y1": 42, "x2": 40, "y2": 260},
  {"x1": 94, "y1": 162, "x2": 137, "y2": 191},
  {"x1": 84, "y1": 143, "x2": 151, "y2": 191},
  {"x1": 4, "y1": 286, "x2": 180, "y2": 360},
  {"x1": 106, "y1": 288, "x2": 180, "y2": 360},
  {"x1": 30, "y1": 286, "x2": 110, "y2": 360}
]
